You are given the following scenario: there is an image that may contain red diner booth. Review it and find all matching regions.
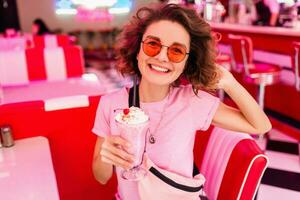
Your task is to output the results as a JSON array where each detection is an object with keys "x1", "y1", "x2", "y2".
[{"x1": 0, "y1": 0, "x2": 299, "y2": 200}]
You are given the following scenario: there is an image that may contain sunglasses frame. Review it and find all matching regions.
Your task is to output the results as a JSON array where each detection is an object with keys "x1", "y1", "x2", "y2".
[{"x1": 141, "y1": 39, "x2": 189, "y2": 63}]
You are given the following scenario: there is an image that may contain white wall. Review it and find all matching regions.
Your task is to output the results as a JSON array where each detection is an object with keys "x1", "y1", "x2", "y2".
[{"x1": 16, "y1": 0, "x2": 158, "y2": 33}]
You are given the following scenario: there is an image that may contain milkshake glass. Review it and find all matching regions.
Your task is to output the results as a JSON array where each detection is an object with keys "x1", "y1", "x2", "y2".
[{"x1": 115, "y1": 106, "x2": 149, "y2": 181}]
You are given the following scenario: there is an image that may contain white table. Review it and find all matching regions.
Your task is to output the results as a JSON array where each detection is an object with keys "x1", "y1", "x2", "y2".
[
  {"x1": 1, "y1": 75, "x2": 106, "y2": 105},
  {"x1": 0, "y1": 136, "x2": 59, "y2": 200}
]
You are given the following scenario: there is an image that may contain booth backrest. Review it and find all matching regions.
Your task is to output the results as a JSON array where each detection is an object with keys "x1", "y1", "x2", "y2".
[
  {"x1": 194, "y1": 127, "x2": 268, "y2": 200},
  {"x1": 0, "y1": 46, "x2": 84, "y2": 86}
]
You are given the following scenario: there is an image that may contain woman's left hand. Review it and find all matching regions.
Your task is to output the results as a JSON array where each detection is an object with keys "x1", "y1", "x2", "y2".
[{"x1": 216, "y1": 64, "x2": 236, "y2": 91}]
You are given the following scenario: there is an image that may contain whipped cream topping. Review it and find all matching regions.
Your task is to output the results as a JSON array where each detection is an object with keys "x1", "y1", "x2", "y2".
[{"x1": 115, "y1": 106, "x2": 149, "y2": 125}]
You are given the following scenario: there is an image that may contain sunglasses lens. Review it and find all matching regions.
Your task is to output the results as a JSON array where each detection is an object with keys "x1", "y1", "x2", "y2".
[
  {"x1": 168, "y1": 44, "x2": 187, "y2": 63},
  {"x1": 142, "y1": 38, "x2": 187, "y2": 63},
  {"x1": 143, "y1": 39, "x2": 161, "y2": 57}
]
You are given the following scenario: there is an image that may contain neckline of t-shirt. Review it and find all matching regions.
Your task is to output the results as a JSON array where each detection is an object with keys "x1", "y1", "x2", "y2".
[{"x1": 124, "y1": 86, "x2": 171, "y2": 107}]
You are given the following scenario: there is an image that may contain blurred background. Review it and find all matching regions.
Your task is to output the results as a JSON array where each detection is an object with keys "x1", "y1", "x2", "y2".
[{"x1": 0, "y1": 1, "x2": 300, "y2": 200}]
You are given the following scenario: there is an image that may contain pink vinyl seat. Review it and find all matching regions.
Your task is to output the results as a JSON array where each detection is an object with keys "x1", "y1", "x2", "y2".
[
  {"x1": 228, "y1": 34, "x2": 282, "y2": 108},
  {"x1": 292, "y1": 41, "x2": 300, "y2": 92},
  {"x1": 194, "y1": 127, "x2": 268, "y2": 200}
]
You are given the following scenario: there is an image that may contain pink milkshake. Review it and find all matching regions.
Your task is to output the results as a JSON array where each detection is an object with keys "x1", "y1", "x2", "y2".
[{"x1": 115, "y1": 106, "x2": 149, "y2": 180}]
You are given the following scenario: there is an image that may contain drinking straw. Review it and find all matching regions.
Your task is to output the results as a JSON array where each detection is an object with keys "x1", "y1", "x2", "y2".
[{"x1": 133, "y1": 75, "x2": 137, "y2": 107}]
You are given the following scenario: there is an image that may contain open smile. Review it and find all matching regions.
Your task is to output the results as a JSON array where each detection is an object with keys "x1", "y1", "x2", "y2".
[{"x1": 148, "y1": 64, "x2": 170, "y2": 73}]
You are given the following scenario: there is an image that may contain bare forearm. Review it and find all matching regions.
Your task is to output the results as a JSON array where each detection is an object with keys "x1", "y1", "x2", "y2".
[{"x1": 224, "y1": 79, "x2": 272, "y2": 134}]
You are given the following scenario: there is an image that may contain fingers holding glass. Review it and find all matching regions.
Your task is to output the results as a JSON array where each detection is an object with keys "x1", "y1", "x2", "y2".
[{"x1": 100, "y1": 136, "x2": 135, "y2": 170}]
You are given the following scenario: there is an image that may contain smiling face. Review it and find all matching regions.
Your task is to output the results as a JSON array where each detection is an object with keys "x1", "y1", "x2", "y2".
[{"x1": 137, "y1": 20, "x2": 190, "y2": 87}]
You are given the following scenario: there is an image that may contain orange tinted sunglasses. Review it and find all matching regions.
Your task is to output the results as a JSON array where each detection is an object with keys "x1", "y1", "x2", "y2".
[{"x1": 141, "y1": 38, "x2": 189, "y2": 63}]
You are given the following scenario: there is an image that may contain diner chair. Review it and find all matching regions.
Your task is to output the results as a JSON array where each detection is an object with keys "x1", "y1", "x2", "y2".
[
  {"x1": 292, "y1": 41, "x2": 300, "y2": 91},
  {"x1": 228, "y1": 34, "x2": 282, "y2": 109},
  {"x1": 194, "y1": 127, "x2": 268, "y2": 200}
]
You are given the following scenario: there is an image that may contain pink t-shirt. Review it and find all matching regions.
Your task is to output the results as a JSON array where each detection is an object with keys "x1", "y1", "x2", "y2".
[{"x1": 92, "y1": 84, "x2": 220, "y2": 200}]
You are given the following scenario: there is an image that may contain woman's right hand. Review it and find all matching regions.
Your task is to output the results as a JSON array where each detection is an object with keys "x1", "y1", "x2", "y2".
[{"x1": 100, "y1": 135, "x2": 135, "y2": 170}]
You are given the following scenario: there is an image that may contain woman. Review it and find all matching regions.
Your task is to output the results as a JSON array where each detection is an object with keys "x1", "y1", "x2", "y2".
[
  {"x1": 32, "y1": 18, "x2": 51, "y2": 35},
  {"x1": 92, "y1": 3, "x2": 271, "y2": 200}
]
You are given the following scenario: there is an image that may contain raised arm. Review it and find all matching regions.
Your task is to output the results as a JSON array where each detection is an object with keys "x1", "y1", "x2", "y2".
[{"x1": 212, "y1": 66, "x2": 272, "y2": 134}]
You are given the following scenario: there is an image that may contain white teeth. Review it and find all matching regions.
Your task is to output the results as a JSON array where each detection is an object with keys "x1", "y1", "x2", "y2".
[{"x1": 151, "y1": 65, "x2": 168, "y2": 72}]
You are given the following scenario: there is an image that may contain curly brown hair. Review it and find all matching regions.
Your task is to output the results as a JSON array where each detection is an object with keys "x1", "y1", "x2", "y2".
[{"x1": 115, "y1": 3, "x2": 218, "y2": 91}]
